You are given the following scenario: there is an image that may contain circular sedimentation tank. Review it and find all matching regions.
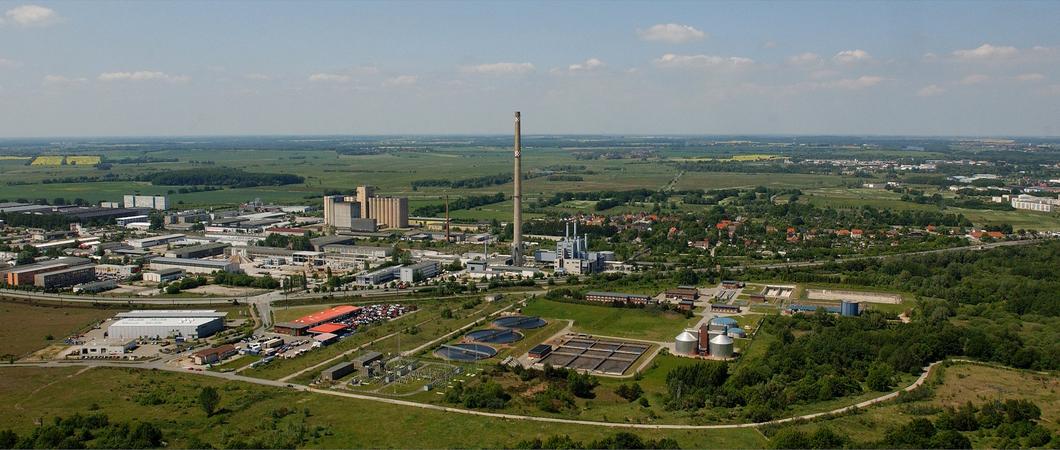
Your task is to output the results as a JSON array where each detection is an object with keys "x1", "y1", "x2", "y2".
[
  {"x1": 492, "y1": 315, "x2": 547, "y2": 329},
  {"x1": 465, "y1": 328, "x2": 524, "y2": 344},
  {"x1": 709, "y1": 317, "x2": 738, "y2": 327},
  {"x1": 727, "y1": 327, "x2": 747, "y2": 338},
  {"x1": 434, "y1": 343, "x2": 497, "y2": 361}
]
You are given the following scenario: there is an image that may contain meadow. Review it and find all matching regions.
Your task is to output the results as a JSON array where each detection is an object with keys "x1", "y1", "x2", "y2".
[
  {"x1": 521, "y1": 298, "x2": 698, "y2": 342},
  {"x1": 0, "y1": 300, "x2": 114, "y2": 359}
]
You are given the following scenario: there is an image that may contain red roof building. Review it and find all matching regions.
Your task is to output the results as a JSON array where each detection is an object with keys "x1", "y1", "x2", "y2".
[
  {"x1": 294, "y1": 305, "x2": 361, "y2": 328},
  {"x1": 307, "y1": 323, "x2": 349, "y2": 335}
]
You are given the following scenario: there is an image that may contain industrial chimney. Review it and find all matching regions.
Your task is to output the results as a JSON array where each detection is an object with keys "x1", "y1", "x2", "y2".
[{"x1": 512, "y1": 111, "x2": 524, "y2": 266}]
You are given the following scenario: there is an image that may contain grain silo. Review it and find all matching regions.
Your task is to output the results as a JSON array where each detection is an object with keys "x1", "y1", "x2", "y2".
[
  {"x1": 675, "y1": 331, "x2": 699, "y2": 356},
  {"x1": 709, "y1": 334, "x2": 734, "y2": 358}
]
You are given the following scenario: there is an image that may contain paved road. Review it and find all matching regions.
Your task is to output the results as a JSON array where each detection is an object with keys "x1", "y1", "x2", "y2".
[{"x1": 0, "y1": 358, "x2": 947, "y2": 430}]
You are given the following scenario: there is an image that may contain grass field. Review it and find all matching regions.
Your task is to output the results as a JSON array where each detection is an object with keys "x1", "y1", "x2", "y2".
[
  {"x1": 0, "y1": 301, "x2": 113, "y2": 358},
  {"x1": 521, "y1": 298, "x2": 697, "y2": 342},
  {"x1": 65, "y1": 155, "x2": 101, "y2": 165},
  {"x1": 779, "y1": 362, "x2": 1060, "y2": 446},
  {"x1": 29, "y1": 155, "x2": 65, "y2": 166},
  {"x1": 0, "y1": 366, "x2": 768, "y2": 448}
]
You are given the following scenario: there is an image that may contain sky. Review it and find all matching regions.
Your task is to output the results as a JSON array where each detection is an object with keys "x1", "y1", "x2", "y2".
[{"x1": 0, "y1": 0, "x2": 1058, "y2": 137}]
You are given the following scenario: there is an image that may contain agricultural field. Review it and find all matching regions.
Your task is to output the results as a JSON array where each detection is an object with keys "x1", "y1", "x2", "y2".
[
  {"x1": 30, "y1": 155, "x2": 66, "y2": 165},
  {"x1": 0, "y1": 366, "x2": 767, "y2": 449},
  {"x1": 65, "y1": 155, "x2": 102, "y2": 165},
  {"x1": 521, "y1": 298, "x2": 698, "y2": 342},
  {"x1": 0, "y1": 301, "x2": 113, "y2": 359}
]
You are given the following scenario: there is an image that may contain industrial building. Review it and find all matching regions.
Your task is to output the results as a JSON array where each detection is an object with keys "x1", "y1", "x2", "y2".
[
  {"x1": 273, "y1": 305, "x2": 361, "y2": 335},
  {"x1": 143, "y1": 268, "x2": 185, "y2": 283},
  {"x1": 2, "y1": 257, "x2": 92, "y2": 286},
  {"x1": 584, "y1": 291, "x2": 652, "y2": 305},
  {"x1": 78, "y1": 339, "x2": 137, "y2": 358},
  {"x1": 123, "y1": 194, "x2": 168, "y2": 210},
  {"x1": 665, "y1": 286, "x2": 700, "y2": 301},
  {"x1": 115, "y1": 215, "x2": 149, "y2": 227},
  {"x1": 165, "y1": 242, "x2": 229, "y2": 259},
  {"x1": 320, "y1": 361, "x2": 356, "y2": 381},
  {"x1": 35, "y1": 264, "x2": 97, "y2": 289},
  {"x1": 400, "y1": 260, "x2": 441, "y2": 283},
  {"x1": 553, "y1": 221, "x2": 606, "y2": 275},
  {"x1": 108, "y1": 316, "x2": 225, "y2": 340},
  {"x1": 323, "y1": 186, "x2": 408, "y2": 231},
  {"x1": 321, "y1": 244, "x2": 394, "y2": 258},
  {"x1": 127, "y1": 234, "x2": 186, "y2": 249},
  {"x1": 355, "y1": 265, "x2": 402, "y2": 286},
  {"x1": 148, "y1": 257, "x2": 239, "y2": 274}
]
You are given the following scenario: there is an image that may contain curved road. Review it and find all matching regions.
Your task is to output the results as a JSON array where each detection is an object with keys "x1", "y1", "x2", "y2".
[{"x1": 2, "y1": 358, "x2": 944, "y2": 430}]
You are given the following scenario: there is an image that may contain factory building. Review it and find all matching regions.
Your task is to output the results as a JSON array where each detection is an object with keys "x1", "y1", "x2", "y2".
[
  {"x1": 115, "y1": 215, "x2": 149, "y2": 227},
  {"x1": 274, "y1": 305, "x2": 361, "y2": 335},
  {"x1": 149, "y1": 257, "x2": 239, "y2": 274},
  {"x1": 553, "y1": 221, "x2": 605, "y2": 275},
  {"x1": 320, "y1": 361, "x2": 356, "y2": 381},
  {"x1": 366, "y1": 196, "x2": 408, "y2": 229},
  {"x1": 400, "y1": 260, "x2": 441, "y2": 283},
  {"x1": 165, "y1": 242, "x2": 230, "y2": 259},
  {"x1": 78, "y1": 339, "x2": 137, "y2": 358},
  {"x1": 665, "y1": 286, "x2": 700, "y2": 301},
  {"x1": 35, "y1": 264, "x2": 97, "y2": 289},
  {"x1": 123, "y1": 194, "x2": 168, "y2": 210},
  {"x1": 584, "y1": 291, "x2": 652, "y2": 305}
]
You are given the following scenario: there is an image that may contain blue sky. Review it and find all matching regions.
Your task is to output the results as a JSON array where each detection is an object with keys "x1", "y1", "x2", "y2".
[{"x1": 0, "y1": 1, "x2": 1058, "y2": 137}]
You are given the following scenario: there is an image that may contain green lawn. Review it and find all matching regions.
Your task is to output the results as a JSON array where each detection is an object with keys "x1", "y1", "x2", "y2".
[{"x1": 521, "y1": 298, "x2": 697, "y2": 342}]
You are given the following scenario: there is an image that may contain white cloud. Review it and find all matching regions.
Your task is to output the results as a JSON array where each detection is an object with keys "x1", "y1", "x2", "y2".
[
  {"x1": 0, "y1": 58, "x2": 22, "y2": 69},
  {"x1": 3, "y1": 4, "x2": 59, "y2": 26},
  {"x1": 383, "y1": 75, "x2": 418, "y2": 87},
  {"x1": 98, "y1": 71, "x2": 190, "y2": 83},
  {"x1": 952, "y1": 43, "x2": 1018, "y2": 60},
  {"x1": 917, "y1": 84, "x2": 945, "y2": 97},
  {"x1": 460, "y1": 62, "x2": 535, "y2": 75},
  {"x1": 834, "y1": 49, "x2": 872, "y2": 63},
  {"x1": 788, "y1": 52, "x2": 822, "y2": 65},
  {"x1": 568, "y1": 58, "x2": 605, "y2": 72},
  {"x1": 308, "y1": 73, "x2": 352, "y2": 83},
  {"x1": 958, "y1": 74, "x2": 990, "y2": 85},
  {"x1": 244, "y1": 73, "x2": 273, "y2": 81},
  {"x1": 763, "y1": 41, "x2": 778, "y2": 49},
  {"x1": 43, "y1": 74, "x2": 87, "y2": 86},
  {"x1": 637, "y1": 23, "x2": 707, "y2": 44},
  {"x1": 1016, "y1": 73, "x2": 1045, "y2": 82},
  {"x1": 653, "y1": 53, "x2": 754, "y2": 69},
  {"x1": 831, "y1": 75, "x2": 885, "y2": 89}
]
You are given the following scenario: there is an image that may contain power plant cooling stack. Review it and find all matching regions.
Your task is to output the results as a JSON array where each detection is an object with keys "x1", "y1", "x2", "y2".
[{"x1": 512, "y1": 111, "x2": 524, "y2": 266}]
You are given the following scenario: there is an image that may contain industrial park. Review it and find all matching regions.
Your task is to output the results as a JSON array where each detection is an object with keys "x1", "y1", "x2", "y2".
[{"x1": 2, "y1": 1, "x2": 1059, "y2": 448}]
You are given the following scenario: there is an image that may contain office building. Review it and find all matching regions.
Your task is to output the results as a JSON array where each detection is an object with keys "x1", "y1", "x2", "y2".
[
  {"x1": 148, "y1": 257, "x2": 239, "y2": 274},
  {"x1": 400, "y1": 260, "x2": 441, "y2": 283},
  {"x1": 34, "y1": 264, "x2": 97, "y2": 289}
]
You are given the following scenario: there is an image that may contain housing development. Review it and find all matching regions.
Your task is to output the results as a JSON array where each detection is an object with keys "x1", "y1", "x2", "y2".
[{"x1": 1, "y1": 2, "x2": 1059, "y2": 449}]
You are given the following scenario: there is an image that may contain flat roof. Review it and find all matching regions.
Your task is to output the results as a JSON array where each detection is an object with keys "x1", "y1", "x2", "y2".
[
  {"x1": 273, "y1": 321, "x2": 310, "y2": 330},
  {"x1": 151, "y1": 257, "x2": 232, "y2": 268},
  {"x1": 116, "y1": 310, "x2": 227, "y2": 319},
  {"x1": 294, "y1": 305, "x2": 361, "y2": 325},
  {"x1": 110, "y1": 317, "x2": 221, "y2": 327},
  {"x1": 146, "y1": 268, "x2": 184, "y2": 276},
  {"x1": 307, "y1": 323, "x2": 347, "y2": 334}
]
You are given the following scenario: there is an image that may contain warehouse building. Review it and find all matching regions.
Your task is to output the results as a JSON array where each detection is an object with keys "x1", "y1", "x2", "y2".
[
  {"x1": 108, "y1": 316, "x2": 225, "y2": 340},
  {"x1": 665, "y1": 286, "x2": 700, "y2": 301},
  {"x1": 127, "y1": 234, "x2": 186, "y2": 249},
  {"x1": 193, "y1": 344, "x2": 238, "y2": 365},
  {"x1": 165, "y1": 242, "x2": 230, "y2": 259},
  {"x1": 320, "y1": 361, "x2": 356, "y2": 381},
  {"x1": 149, "y1": 257, "x2": 239, "y2": 274},
  {"x1": 123, "y1": 194, "x2": 168, "y2": 210},
  {"x1": 78, "y1": 339, "x2": 137, "y2": 358},
  {"x1": 143, "y1": 268, "x2": 185, "y2": 283},
  {"x1": 400, "y1": 260, "x2": 441, "y2": 283}
]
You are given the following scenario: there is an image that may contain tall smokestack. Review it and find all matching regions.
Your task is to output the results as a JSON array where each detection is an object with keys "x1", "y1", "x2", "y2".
[{"x1": 512, "y1": 111, "x2": 524, "y2": 266}]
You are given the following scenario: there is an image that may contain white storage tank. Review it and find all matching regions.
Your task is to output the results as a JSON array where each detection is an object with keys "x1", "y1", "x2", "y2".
[
  {"x1": 709, "y1": 334, "x2": 734, "y2": 358},
  {"x1": 675, "y1": 331, "x2": 699, "y2": 355}
]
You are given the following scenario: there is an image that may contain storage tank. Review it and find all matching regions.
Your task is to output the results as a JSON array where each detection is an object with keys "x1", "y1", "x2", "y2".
[
  {"x1": 710, "y1": 317, "x2": 738, "y2": 327},
  {"x1": 709, "y1": 334, "x2": 734, "y2": 358},
  {"x1": 840, "y1": 300, "x2": 860, "y2": 317},
  {"x1": 727, "y1": 327, "x2": 747, "y2": 338},
  {"x1": 675, "y1": 331, "x2": 698, "y2": 355}
]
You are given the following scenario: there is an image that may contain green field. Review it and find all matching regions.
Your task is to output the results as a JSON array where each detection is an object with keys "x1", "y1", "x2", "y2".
[
  {"x1": 521, "y1": 298, "x2": 697, "y2": 342},
  {"x1": 0, "y1": 366, "x2": 768, "y2": 448},
  {"x1": 0, "y1": 301, "x2": 113, "y2": 359}
]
